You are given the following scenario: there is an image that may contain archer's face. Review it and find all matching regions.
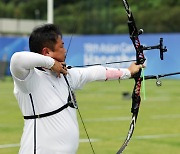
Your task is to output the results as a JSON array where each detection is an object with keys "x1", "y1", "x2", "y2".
[{"x1": 44, "y1": 36, "x2": 66, "y2": 62}]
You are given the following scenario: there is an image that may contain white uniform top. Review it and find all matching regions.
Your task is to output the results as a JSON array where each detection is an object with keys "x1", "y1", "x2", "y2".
[{"x1": 10, "y1": 52, "x2": 131, "y2": 154}]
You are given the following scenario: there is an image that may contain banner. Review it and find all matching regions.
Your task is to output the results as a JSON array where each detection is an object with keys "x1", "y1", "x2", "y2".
[
  {"x1": 64, "y1": 34, "x2": 180, "y2": 79},
  {"x1": 0, "y1": 34, "x2": 179, "y2": 78}
]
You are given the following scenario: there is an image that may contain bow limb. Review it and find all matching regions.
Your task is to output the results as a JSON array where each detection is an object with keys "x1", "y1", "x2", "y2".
[
  {"x1": 117, "y1": 0, "x2": 168, "y2": 153},
  {"x1": 116, "y1": 0, "x2": 146, "y2": 153}
]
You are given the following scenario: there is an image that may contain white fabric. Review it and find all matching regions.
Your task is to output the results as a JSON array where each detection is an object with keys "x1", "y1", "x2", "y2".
[
  {"x1": 10, "y1": 51, "x2": 55, "y2": 80},
  {"x1": 10, "y1": 51, "x2": 131, "y2": 154}
]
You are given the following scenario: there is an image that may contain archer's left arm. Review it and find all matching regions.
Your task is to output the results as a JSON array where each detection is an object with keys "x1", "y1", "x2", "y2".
[
  {"x1": 105, "y1": 67, "x2": 131, "y2": 80},
  {"x1": 106, "y1": 62, "x2": 143, "y2": 80},
  {"x1": 68, "y1": 65, "x2": 135, "y2": 90}
]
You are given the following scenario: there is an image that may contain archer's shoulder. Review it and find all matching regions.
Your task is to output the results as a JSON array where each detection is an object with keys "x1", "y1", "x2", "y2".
[{"x1": 10, "y1": 51, "x2": 29, "y2": 63}]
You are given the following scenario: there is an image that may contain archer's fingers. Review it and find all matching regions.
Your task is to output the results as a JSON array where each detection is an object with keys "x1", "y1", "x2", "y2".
[
  {"x1": 139, "y1": 64, "x2": 145, "y2": 69},
  {"x1": 62, "y1": 64, "x2": 67, "y2": 71},
  {"x1": 57, "y1": 72, "x2": 61, "y2": 78},
  {"x1": 60, "y1": 63, "x2": 67, "y2": 75}
]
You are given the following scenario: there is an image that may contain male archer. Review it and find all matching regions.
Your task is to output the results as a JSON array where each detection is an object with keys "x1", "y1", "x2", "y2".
[{"x1": 10, "y1": 24, "x2": 143, "y2": 154}]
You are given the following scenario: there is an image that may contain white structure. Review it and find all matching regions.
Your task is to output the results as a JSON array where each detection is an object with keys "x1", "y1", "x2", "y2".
[
  {"x1": 0, "y1": 0, "x2": 54, "y2": 34},
  {"x1": 0, "y1": 18, "x2": 46, "y2": 34},
  {"x1": 47, "y1": 0, "x2": 54, "y2": 24}
]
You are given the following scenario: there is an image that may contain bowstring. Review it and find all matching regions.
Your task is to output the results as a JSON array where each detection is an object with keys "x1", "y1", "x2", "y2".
[
  {"x1": 77, "y1": 109, "x2": 96, "y2": 154},
  {"x1": 64, "y1": 1, "x2": 96, "y2": 153},
  {"x1": 65, "y1": 1, "x2": 83, "y2": 58}
]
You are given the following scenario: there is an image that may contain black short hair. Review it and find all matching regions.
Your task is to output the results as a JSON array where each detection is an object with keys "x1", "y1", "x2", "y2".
[{"x1": 29, "y1": 24, "x2": 62, "y2": 53}]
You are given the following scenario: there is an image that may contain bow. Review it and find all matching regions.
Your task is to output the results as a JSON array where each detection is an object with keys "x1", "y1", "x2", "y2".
[
  {"x1": 116, "y1": 0, "x2": 167, "y2": 153},
  {"x1": 64, "y1": 1, "x2": 179, "y2": 153}
]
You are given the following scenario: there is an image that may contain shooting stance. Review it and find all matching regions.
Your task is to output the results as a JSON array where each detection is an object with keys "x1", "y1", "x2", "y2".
[{"x1": 10, "y1": 24, "x2": 143, "y2": 154}]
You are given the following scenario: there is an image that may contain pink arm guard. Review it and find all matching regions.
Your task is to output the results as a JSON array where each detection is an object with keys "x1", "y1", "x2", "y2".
[{"x1": 105, "y1": 68, "x2": 131, "y2": 80}]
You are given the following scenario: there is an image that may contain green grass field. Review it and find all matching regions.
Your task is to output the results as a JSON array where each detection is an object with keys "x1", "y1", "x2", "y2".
[{"x1": 0, "y1": 77, "x2": 180, "y2": 154}]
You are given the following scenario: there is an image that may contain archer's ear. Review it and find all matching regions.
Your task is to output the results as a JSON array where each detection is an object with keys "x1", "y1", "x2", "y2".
[{"x1": 42, "y1": 47, "x2": 50, "y2": 56}]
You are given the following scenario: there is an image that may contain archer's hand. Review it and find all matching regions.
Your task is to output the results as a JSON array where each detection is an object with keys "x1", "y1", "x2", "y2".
[
  {"x1": 51, "y1": 60, "x2": 67, "y2": 77},
  {"x1": 128, "y1": 62, "x2": 145, "y2": 76}
]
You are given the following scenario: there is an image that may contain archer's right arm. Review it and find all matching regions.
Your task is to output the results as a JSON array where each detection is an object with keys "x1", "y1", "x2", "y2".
[{"x1": 10, "y1": 51, "x2": 55, "y2": 80}]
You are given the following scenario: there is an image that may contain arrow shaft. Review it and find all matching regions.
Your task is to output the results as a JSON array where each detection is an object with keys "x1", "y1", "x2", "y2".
[{"x1": 67, "y1": 60, "x2": 136, "y2": 69}]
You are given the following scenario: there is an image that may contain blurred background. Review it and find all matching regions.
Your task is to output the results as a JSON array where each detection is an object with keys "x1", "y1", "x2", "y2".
[
  {"x1": 0, "y1": 0, "x2": 180, "y2": 78},
  {"x1": 0, "y1": 0, "x2": 179, "y2": 34},
  {"x1": 0, "y1": 0, "x2": 180, "y2": 154}
]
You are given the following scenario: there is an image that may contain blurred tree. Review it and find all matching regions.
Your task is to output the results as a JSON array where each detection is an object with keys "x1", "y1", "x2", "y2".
[
  {"x1": 20, "y1": 0, "x2": 46, "y2": 19},
  {"x1": 0, "y1": 1, "x2": 6, "y2": 17},
  {"x1": 0, "y1": 0, "x2": 179, "y2": 34}
]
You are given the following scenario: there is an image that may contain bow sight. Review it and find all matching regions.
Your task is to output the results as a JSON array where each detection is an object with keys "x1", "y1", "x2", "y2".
[
  {"x1": 140, "y1": 36, "x2": 167, "y2": 60},
  {"x1": 132, "y1": 27, "x2": 167, "y2": 61}
]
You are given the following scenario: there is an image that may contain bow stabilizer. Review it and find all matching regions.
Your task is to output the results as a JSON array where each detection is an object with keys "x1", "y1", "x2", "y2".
[{"x1": 142, "y1": 72, "x2": 180, "y2": 86}]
